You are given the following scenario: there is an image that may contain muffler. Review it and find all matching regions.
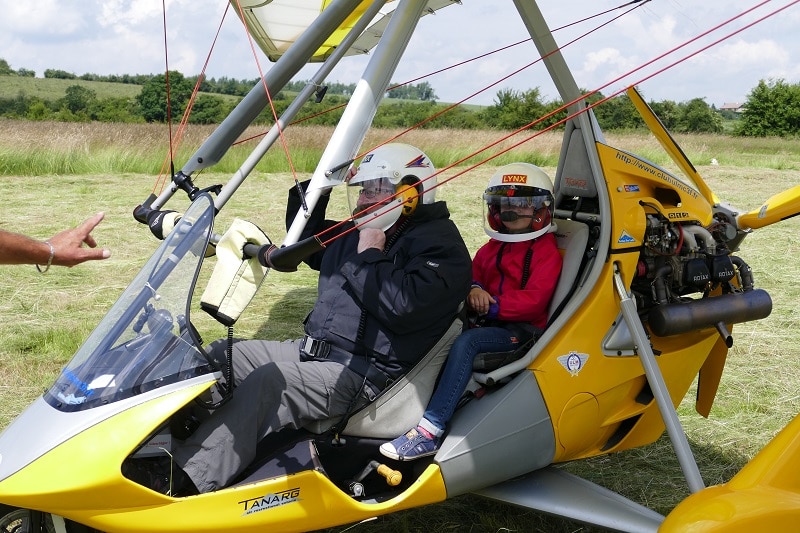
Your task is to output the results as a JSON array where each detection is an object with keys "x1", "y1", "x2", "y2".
[{"x1": 648, "y1": 289, "x2": 772, "y2": 338}]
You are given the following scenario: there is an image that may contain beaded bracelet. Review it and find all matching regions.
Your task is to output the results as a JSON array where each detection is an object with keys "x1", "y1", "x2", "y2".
[{"x1": 36, "y1": 241, "x2": 55, "y2": 273}]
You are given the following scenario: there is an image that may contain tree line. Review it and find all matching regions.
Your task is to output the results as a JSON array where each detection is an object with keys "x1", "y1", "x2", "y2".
[{"x1": 0, "y1": 59, "x2": 798, "y2": 136}]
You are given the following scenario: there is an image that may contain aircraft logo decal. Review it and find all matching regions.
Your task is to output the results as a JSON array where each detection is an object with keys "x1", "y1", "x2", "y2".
[
  {"x1": 405, "y1": 154, "x2": 429, "y2": 168},
  {"x1": 240, "y1": 487, "x2": 301, "y2": 516},
  {"x1": 617, "y1": 230, "x2": 636, "y2": 245},
  {"x1": 563, "y1": 177, "x2": 589, "y2": 191},
  {"x1": 558, "y1": 351, "x2": 589, "y2": 376},
  {"x1": 501, "y1": 174, "x2": 528, "y2": 184}
]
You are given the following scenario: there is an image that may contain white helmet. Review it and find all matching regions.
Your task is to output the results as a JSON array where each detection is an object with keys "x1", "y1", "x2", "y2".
[
  {"x1": 347, "y1": 143, "x2": 436, "y2": 231},
  {"x1": 483, "y1": 162, "x2": 555, "y2": 242}
]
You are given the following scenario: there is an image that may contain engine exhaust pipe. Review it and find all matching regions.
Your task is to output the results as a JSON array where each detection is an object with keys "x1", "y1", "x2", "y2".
[{"x1": 648, "y1": 289, "x2": 772, "y2": 338}]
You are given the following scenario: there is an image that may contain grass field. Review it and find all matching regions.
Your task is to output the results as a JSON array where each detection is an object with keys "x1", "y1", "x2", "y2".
[
  {"x1": 0, "y1": 76, "x2": 143, "y2": 101},
  {"x1": 0, "y1": 121, "x2": 798, "y2": 532},
  {"x1": 2, "y1": 119, "x2": 800, "y2": 179}
]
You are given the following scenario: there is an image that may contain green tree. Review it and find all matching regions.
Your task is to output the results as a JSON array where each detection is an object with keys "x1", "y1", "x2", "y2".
[
  {"x1": 592, "y1": 93, "x2": 644, "y2": 130},
  {"x1": 429, "y1": 104, "x2": 483, "y2": 129},
  {"x1": 189, "y1": 94, "x2": 228, "y2": 124},
  {"x1": 62, "y1": 85, "x2": 97, "y2": 114},
  {"x1": 44, "y1": 69, "x2": 76, "y2": 79},
  {"x1": 25, "y1": 100, "x2": 52, "y2": 121},
  {"x1": 136, "y1": 71, "x2": 193, "y2": 123},
  {"x1": 674, "y1": 98, "x2": 722, "y2": 133},
  {"x1": 54, "y1": 108, "x2": 89, "y2": 122},
  {"x1": 0, "y1": 59, "x2": 13, "y2": 75},
  {"x1": 736, "y1": 79, "x2": 800, "y2": 137},
  {"x1": 649, "y1": 100, "x2": 681, "y2": 130},
  {"x1": 91, "y1": 97, "x2": 142, "y2": 123},
  {"x1": 479, "y1": 88, "x2": 549, "y2": 130},
  {"x1": 387, "y1": 81, "x2": 437, "y2": 102},
  {"x1": 373, "y1": 101, "x2": 439, "y2": 128},
  {"x1": 0, "y1": 92, "x2": 41, "y2": 118}
]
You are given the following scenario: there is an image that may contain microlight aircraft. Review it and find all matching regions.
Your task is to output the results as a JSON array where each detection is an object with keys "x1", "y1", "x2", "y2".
[{"x1": 1, "y1": 1, "x2": 800, "y2": 532}]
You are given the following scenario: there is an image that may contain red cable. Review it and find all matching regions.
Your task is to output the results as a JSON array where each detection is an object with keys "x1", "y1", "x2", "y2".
[
  {"x1": 233, "y1": 0, "x2": 649, "y2": 146},
  {"x1": 232, "y1": 0, "x2": 300, "y2": 182},
  {"x1": 157, "y1": 0, "x2": 174, "y2": 194},
  {"x1": 428, "y1": 0, "x2": 796, "y2": 198},
  {"x1": 361, "y1": 0, "x2": 650, "y2": 160},
  {"x1": 316, "y1": 0, "x2": 796, "y2": 246},
  {"x1": 154, "y1": 2, "x2": 232, "y2": 194}
]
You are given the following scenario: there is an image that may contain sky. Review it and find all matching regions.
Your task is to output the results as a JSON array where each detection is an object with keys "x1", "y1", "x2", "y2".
[{"x1": 1, "y1": 0, "x2": 799, "y2": 108}]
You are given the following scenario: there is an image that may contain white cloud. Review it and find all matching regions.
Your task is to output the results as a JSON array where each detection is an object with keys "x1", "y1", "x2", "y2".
[
  {"x1": 581, "y1": 47, "x2": 635, "y2": 75},
  {"x1": 0, "y1": 0, "x2": 797, "y2": 107},
  {"x1": 709, "y1": 39, "x2": 789, "y2": 71},
  {"x1": 0, "y1": 0, "x2": 85, "y2": 37},
  {"x1": 98, "y1": 0, "x2": 161, "y2": 28}
]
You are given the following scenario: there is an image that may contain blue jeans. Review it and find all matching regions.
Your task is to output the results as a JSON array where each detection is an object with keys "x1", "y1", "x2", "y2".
[{"x1": 420, "y1": 326, "x2": 519, "y2": 435}]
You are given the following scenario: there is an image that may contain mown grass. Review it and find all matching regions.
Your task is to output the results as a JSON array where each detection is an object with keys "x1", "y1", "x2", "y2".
[{"x1": 0, "y1": 121, "x2": 798, "y2": 532}]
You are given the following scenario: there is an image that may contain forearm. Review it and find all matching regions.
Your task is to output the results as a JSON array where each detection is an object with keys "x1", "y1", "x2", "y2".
[{"x1": 0, "y1": 231, "x2": 53, "y2": 265}]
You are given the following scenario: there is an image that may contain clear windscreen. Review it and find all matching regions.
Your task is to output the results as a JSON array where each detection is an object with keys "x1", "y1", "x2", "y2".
[{"x1": 45, "y1": 194, "x2": 217, "y2": 411}]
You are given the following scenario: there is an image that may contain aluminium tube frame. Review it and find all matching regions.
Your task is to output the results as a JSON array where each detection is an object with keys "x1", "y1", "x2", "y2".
[
  {"x1": 149, "y1": 0, "x2": 368, "y2": 211},
  {"x1": 212, "y1": 0, "x2": 390, "y2": 212},
  {"x1": 284, "y1": 0, "x2": 431, "y2": 245}
]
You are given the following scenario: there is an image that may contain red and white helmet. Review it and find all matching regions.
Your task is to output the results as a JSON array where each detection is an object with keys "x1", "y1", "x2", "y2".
[
  {"x1": 347, "y1": 143, "x2": 436, "y2": 230},
  {"x1": 483, "y1": 162, "x2": 555, "y2": 242}
]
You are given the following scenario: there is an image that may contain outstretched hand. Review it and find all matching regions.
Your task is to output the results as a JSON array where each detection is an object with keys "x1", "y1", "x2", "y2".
[{"x1": 49, "y1": 212, "x2": 111, "y2": 267}]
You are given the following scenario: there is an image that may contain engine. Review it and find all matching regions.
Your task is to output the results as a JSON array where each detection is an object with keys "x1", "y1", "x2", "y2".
[{"x1": 631, "y1": 206, "x2": 772, "y2": 340}]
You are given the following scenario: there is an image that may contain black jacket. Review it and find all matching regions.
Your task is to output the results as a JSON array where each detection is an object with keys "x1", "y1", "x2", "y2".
[{"x1": 287, "y1": 182, "x2": 472, "y2": 380}]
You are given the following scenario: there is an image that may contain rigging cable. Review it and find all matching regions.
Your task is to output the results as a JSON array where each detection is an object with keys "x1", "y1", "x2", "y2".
[
  {"x1": 230, "y1": 0, "x2": 649, "y2": 147},
  {"x1": 414, "y1": 0, "x2": 799, "y2": 202},
  {"x1": 384, "y1": 0, "x2": 784, "y2": 190},
  {"x1": 231, "y1": 0, "x2": 301, "y2": 189},
  {"x1": 309, "y1": 0, "x2": 795, "y2": 247},
  {"x1": 393, "y1": 0, "x2": 649, "y2": 92},
  {"x1": 153, "y1": 2, "x2": 232, "y2": 195},
  {"x1": 160, "y1": 0, "x2": 175, "y2": 193},
  {"x1": 359, "y1": 0, "x2": 652, "y2": 159}
]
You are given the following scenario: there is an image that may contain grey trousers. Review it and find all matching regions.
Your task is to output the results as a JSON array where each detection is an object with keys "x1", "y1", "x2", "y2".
[{"x1": 173, "y1": 338, "x2": 371, "y2": 492}]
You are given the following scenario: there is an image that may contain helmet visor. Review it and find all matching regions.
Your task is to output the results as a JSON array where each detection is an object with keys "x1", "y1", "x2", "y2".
[
  {"x1": 350, "y1": 177, "x2": 395, "y2": 213},
  {"x1": 486, "y1": 195, "x2": 552, "y2": 210},
  {"x1": 346, "y1": 176, "x2": 401, "y2": 230},
  {"x1": 483, "y1": 184, "x2": 552, "y2": 211}
]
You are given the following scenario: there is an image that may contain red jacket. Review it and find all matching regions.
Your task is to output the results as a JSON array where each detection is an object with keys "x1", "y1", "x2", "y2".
[{"x1": 472, "y1": 232, "x2": 562, "y2": 330}]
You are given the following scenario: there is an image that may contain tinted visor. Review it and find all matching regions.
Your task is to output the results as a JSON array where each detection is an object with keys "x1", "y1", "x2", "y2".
[{"x1": 484, "y1": 185, "x2": 552, "y2": 210}]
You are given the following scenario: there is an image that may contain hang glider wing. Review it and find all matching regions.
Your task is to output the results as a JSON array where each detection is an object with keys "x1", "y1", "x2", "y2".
[{"x1": 234, "y1": 0, "x2": 459, "y2": 62}]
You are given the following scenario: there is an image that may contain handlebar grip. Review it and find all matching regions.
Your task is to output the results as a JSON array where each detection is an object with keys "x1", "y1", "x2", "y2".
[
  {"x1": 249, "y1": 236, "x2": 325, "y2": 272},
  {"x1": 133, "y1": 194, "x2": 158, "y2": 224},
  {"x1": 243, "y1": 243, "x2": 261, "y2": 259}
]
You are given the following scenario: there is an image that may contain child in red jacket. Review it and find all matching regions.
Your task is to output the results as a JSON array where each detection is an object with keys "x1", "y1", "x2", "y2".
[{"x1": 380, "y1": 163, "x2": 562, "y2": 460}]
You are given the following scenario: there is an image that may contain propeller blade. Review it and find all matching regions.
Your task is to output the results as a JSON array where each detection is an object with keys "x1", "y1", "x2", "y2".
[
  {"x1": 737, "y1": 184, "x2": 800, "y2": 230},
  {"x1": 695, "y1": 335, "x2": 730, "y2": 418}
]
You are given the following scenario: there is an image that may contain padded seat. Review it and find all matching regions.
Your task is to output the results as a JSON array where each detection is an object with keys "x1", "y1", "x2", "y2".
[
  {"x1": 547, "y1": 218, "x2": 590, "y2": 322},
  {"x1": 469, "y1": 218, "x2": 590, "y2": 374},
  {"x1": 304, "y1": 316, "x2": 464, "y2": 438},
  {"x1": 304, "y1": 221, "x2": 590, "y2": 436}
]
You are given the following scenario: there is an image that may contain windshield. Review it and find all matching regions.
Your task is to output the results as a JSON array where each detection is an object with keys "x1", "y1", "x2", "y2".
[{"x1": 45, "y1": 194, "x2": 216, "y2": 412}]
